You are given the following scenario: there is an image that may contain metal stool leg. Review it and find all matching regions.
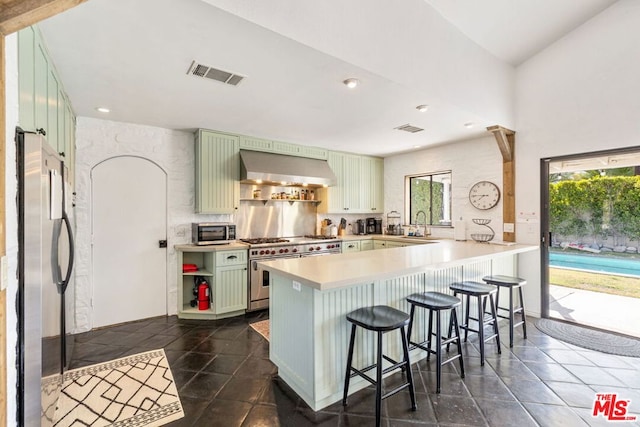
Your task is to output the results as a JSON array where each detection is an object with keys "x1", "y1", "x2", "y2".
[
  {"x1": 508, "y1": 286, "x2": 515, "y2": 347},
  {"x1": 375, "y1": 330, "x2": 383, "y2": 427},
  {"x1": 451, "y1": 309, "x2": 465, "y2": 378},
  {"x1": 477, "y1": 295, "x2": 485, "y2": 365},
  {"x1": 489, "y1": 293, "x2": 501, "y2": 353},
  {"x1": 400, "y1": 325, "x2": 417, "y2": 411},
  {"x1": 342, "y1": 324, "x2": 357, "y2": 406},
  {"x1": 426, "y1": 308, "x2": 434, "y2": 361},
  {"x1": 519, "y1": 286, "x2": 528, "y2": 339},
  {"x1": 435, "y1": 310, "x2": 442, "y2": 393}
]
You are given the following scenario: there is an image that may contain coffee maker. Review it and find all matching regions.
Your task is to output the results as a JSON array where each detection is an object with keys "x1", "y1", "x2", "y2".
[
  {"x1": 374, "y1": 218, "x2": 382, "y2": 234},
  {"x1": 366, "y1": 218, "x2": 376, "y2": 234},
  {"x1": 355, "y1": 219, "x2": 366, "y2": 235}
]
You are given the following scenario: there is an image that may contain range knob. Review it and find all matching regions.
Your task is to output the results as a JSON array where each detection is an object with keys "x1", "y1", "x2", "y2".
[
  {"x1": 316, "y1": 246, "x2": 321, "y2": 250},
  {"x1": 292, "y1": 248, "x2": 298, "y2": 253},
  {"x1": 284, "y1": 248, "x2": 289, "y2": 253},
  {"x1": 271, "y1": 250, "x2": 276, "y2": 255},
  {"x1": 279, "y1": 249, "x2": 284, "y2": 253},
  {"x1": 259, "y1": 250, "x2": 265, "y2": 255},
  {"x1": 309, "y1": 247, "x2": 315, "y2": 251}
]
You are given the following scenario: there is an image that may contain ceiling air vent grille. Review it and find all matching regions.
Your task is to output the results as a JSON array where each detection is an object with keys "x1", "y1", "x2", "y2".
[
  {"x1": 395, "y1": 124, "x2": 424, "y2": 133},
  {"x1": 187, "y1": 61, "x2": 245, "y2": 86}
]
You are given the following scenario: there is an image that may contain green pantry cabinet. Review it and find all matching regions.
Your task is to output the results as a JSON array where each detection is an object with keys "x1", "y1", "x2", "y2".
[
  {"x1": 195, "y1": 129, "x2": 384, "y2": 215},
  {"x1": 18, "y1": 26, "x2": 76, "y2": 184},
  {"x1": 177, "y1": 246, "x2": 248, "y2": 319}
]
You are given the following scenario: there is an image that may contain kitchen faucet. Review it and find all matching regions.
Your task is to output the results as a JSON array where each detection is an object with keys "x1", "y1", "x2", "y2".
[{"x1": 415, "y1": 210, "x2": 428, "y2": 237}]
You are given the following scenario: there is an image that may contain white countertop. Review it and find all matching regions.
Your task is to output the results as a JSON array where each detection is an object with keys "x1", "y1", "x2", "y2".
[{"x1": 259, "y1": 240, "x2": 537, "y2": 291}]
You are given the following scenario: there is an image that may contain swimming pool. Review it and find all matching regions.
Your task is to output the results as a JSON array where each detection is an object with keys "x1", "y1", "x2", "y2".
[{"x1": 549, "y1": 252, "x2": 640, "y2": 277}]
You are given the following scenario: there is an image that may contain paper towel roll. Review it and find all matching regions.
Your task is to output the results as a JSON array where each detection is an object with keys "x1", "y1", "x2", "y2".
[{"x1": 454, "y1": 220, "x2": 466, "y2": 241}]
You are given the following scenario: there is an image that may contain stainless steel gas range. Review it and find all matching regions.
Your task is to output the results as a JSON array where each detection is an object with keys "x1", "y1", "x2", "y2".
[{"x1": 242, "y1": 236, "x2": 342, "y2": 311}]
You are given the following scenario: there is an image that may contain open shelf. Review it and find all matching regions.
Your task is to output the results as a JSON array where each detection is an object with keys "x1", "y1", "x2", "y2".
[
  {"x1": 240, "y1": 198, "x2": 321, "y2": 205},
  {"x1": 182, "y1": 270, "x2": 214, "y2": 277}
]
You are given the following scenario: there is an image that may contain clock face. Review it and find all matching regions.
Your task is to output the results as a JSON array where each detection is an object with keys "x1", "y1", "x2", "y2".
[{"x1": 469, "y1": 181, "x2": 500, "y2": 210}]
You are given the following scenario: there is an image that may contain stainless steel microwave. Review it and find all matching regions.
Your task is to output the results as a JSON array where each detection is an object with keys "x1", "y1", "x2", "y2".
[{"x1": 192, "y1": 223, "x2": 236, "y2": 245}]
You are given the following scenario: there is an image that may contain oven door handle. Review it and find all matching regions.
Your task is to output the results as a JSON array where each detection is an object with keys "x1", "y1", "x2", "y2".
[{"x1": 252, "y1": 260, "x2": 259, "y2": 271}]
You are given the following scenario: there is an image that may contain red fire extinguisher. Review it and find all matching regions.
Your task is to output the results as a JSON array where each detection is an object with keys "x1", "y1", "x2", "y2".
[{"x1": 197, "y1": 278, "x2": 210, "y2": 310}]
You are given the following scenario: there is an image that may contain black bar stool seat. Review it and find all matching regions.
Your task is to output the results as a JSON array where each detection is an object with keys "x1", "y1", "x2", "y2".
[
  {"x1": 406, "y1": 292, "x2": 464, "y2": 393},
  {"x1": 483, "y1": 275, "x2": 528, "y2": 347},
  {"x1": 343, "y1": 305, "x2": 417, "y2": 427},
  {"x1": 448, "y1": 281, "x2": 501, "y2": 365}
]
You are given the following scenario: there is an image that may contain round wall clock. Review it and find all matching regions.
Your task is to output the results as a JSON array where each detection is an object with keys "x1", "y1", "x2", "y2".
[{"x1": 469, "y1": 181, "x2": 500, "y2": 210}]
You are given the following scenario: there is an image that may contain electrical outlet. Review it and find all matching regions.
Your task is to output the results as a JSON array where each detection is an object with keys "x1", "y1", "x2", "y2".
[
  {"x1": 503, "y1": 223, "x2": 515, "y2": 233},
  {"x1": 1, "y1": 256, "x2": 8, "y2": 291},
  {"x1": 293, "y1": 281, "x2": 301, "y2": 291}
]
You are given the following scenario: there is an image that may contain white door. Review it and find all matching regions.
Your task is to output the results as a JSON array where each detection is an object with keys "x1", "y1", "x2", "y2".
[{"x1": 92, "y1": 156, "x2": 167, "y2": 328}]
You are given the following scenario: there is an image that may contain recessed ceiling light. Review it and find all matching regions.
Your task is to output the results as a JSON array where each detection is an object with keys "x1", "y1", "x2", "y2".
[
  {"x1": 255, "y1": 179, "x2": 263, "y2": 184},
  {"x1": 343, "y1": 78, "x2": 359, "y2": 89},
  {"x1": 464, "y1": 122, "x2": 474, "y2": 128},
  {"x1": 95, "y1": 107, "x2": 110, "y2": 113},
  {"x1": 414, "y1": 145, "x2": 421, "y2": 149},
  {"x1": 416, "y1": 105, "x2": 429, "y2": 112}
]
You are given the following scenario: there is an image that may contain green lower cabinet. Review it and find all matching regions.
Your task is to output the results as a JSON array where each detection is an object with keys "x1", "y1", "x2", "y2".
[
  {"x1": 360, "y1": 240, "x2": 374, "y2": 251},
  {"x1": 342, "y1": 241, "x2": 361, "y2": 253},
  {"x1": 373, "y1": 240, "x2": 387, "y2": 250},
  {"x1": 386, "y1": 241, "x2": 406, "y2": 248},
  {"x1": 214, "y1": 265, "x2": 248, "y2": 314},
  {"x1": 177, "y1": 247, "x2": 247, "y2": 319}
]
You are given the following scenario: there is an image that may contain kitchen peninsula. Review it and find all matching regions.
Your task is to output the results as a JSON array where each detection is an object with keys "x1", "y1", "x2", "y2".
[{"x1": 259, "y1": 240, "x2": 537, "y2": 411}]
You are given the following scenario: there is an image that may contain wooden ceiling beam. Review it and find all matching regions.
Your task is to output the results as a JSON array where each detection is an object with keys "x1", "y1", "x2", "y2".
[
  {"x1": 487, "y1": 125, "x2": 515, "y2": 162},
  {"x1": 487, "y1": 125, "x2": 516, "y2": 242},
  {"x1": 0, "y1": 0, "x2": 87, "y2": 35}
]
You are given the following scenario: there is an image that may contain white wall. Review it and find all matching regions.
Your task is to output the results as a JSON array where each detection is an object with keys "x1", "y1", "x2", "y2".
[
  {"x1": 74, "y1": 118, "x2": 228, "y2": 332},
  {"x1": 515, "y1": 0, "x2": 640, "y2": 316},
  {"x1": 384, "y1": 136, "x2": 504, "y2": 240},
  {"x1": 4, "y1": 32, "x2": 20, "y2": 427}
]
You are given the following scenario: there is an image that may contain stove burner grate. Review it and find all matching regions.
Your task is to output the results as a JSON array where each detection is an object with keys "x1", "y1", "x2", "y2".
[
  {"x1": 304, "y1": 235, "x2": 337, "y2": 240},
  {"x1": 241, "y1": 238, "x2": 290, "y2": 244}
]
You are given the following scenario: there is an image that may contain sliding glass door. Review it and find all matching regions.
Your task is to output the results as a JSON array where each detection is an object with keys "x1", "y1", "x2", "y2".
[{"x1": 541, "y1": 147, "x2": 640, "y2": 338}]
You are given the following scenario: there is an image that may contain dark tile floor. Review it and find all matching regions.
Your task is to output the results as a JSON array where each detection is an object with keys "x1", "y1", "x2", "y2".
[{"x1": 69, "y1": 312, "x2": 640, "y2": 426}]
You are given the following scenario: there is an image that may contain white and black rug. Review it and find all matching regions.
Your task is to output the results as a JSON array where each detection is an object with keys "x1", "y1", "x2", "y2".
[{"x1": 51, "y1": 349, "x2": 184, "y2": 427}]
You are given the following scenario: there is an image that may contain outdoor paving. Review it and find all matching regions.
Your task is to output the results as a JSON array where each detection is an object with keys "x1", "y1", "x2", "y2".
[{"x1": 549, "y1": 285, "x2": 640, "y2": 338}]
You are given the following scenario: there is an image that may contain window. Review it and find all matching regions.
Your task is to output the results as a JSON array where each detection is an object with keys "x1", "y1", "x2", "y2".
[{"x1": 406, "y1": 171, "x2": 452, "y2": 226}]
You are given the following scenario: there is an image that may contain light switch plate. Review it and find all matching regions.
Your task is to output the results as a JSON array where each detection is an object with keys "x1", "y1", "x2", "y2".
[
  {"x1": 1, "y1": 256, "x2": 8, "y2": 291},
  {"x1": 292, "y1": 281, "x2": 301, "y2": 292}
]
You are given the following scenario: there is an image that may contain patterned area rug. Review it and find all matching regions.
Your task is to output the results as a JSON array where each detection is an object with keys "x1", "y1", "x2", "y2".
[
  {"x1": 250, "y1": 319, "x2": 270, "y2": 341},
  {"x1": 51, "y1": 349, "x2": 183, "y2": 426},
  {"x1": 536, "y1": 318, "x2": 640, "y2": 357}
]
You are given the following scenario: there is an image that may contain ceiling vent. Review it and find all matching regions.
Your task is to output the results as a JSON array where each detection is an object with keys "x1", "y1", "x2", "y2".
[
  {"x1": 395, "y1": 124, "x2": 424, "y2": 133},
  {"x1": 187, "y1": 61, "x2": 245, "y2": 86}
]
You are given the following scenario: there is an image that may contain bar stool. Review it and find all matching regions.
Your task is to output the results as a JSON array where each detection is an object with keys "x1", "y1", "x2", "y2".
[
  {"x1": 483, "y1": 275, "x2": 528, "y2": 347},
  {"x1": 448, "y1": 281, "x2": 501, "y2": 365},
  {"x1": 406, "y1": 292, "x2": 465, "y2": 393},
  {"x1": 342, "y1": 305, "x2": 417, "y2": 427}
]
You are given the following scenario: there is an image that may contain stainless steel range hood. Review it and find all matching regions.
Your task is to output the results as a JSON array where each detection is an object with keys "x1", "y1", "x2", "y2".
[{"x1": 240, "y1": 150, "x2": 337, "y2": 187}]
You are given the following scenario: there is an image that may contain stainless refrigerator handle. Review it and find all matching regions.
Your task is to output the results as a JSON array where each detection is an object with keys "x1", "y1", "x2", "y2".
[
  {"x1": 60, "y1": 211, "x2": 75, "y2": 293},
  {"x1": 51, "y1": 218, "x2": 63, "y2": 289}
]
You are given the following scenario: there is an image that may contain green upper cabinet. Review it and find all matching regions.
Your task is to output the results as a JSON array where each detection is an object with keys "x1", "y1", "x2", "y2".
[
  {"x1": 361, "y1": 156, "x2": 384, "y2": 213},
  {"x1": 239, "y1": 135, "x2": 272, "y2": 152},
  {"x1": 18, "y1": 25, "x2": 76, "y2": 177},
  {"x1": 195, "y1": 130, "x2": 240, "y2": 214},
  {"x1": 320, "y1": 152, "x2": 384, "y2": 214}
]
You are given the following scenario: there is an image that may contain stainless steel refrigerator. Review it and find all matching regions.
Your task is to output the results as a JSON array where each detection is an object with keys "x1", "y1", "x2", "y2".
[{"x1": 17, "y1": 129, "x2": 75, "y2": 426}]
